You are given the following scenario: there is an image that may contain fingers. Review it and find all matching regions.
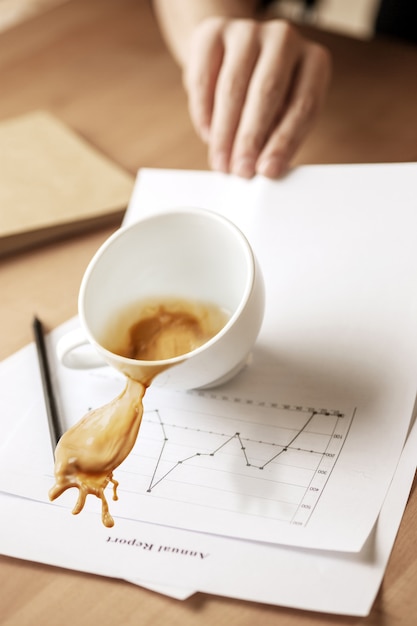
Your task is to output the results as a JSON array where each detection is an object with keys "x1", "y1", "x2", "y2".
[
  {"x1": 256, "y1": 42, "x2": 332, "y2": 178},
  {"x1": 186, "y1": 17, "x2": 261, "y2": 168},
  {"x1": 185, "y1": 18, "x2": 225, "y2": 143},
  {"x1": 226, "y1": 22, "x2": 303, "y2": 178},
  {"x1": 205, "y1": 20, "x2": 260, "y2": 173},
  {"x1": 184, "y1": 17, "x2": 331, "y2": 179}
]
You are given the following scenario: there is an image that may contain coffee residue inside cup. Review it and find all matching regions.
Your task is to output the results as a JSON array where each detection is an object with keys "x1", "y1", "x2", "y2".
[{"x1": 49, "y1": 297, "x2": 229, "y2": 527}]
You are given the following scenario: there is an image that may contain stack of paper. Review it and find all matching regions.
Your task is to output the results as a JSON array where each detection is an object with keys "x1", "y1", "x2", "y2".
[{"x1": 1, "y1": 163, "x2": 416, "y2": 615}]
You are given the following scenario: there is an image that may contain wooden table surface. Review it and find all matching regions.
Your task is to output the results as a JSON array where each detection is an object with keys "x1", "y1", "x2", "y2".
[{"x1": 1, "y1": 1, "x2": 417, "y2": 624}]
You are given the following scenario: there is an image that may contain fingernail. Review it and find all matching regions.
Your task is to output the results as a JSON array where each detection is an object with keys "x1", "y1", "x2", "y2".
[
  {"x1": 232, "y1": 157, "x2": 256, "y2": 179},
  {"x1": 210, "y1": 152, "x2": 229, "y2": 173},
  {"x1": 257, "y1": 156, "x2": 285, "y2": 178}
]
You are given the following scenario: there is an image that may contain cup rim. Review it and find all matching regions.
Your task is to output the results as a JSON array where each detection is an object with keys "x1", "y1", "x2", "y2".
[{"x1": 78, "y1": 206, "x2": 256, "y2": 367}]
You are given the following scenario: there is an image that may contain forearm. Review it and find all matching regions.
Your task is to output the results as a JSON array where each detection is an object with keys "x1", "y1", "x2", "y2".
[{"x1": 152, "y1": 0, "x2": 261, "y2": 65}]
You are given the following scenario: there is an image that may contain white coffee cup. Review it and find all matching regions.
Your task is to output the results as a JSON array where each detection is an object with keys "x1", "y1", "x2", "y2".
[{"x1": 57, "y1": 207, "x2": 265, "y2": 390}]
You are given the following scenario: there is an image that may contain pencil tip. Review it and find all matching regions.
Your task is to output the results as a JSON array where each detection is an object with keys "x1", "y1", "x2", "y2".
[{"x1": 33, "y1": 315, "x2": 42, "y2": 330}]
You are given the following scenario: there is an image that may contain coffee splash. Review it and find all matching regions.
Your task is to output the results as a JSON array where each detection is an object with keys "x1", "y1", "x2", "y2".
[
  {"x1": 49, "y1": 298, "x2": 229, "y2": 527},
  {"x1": 49, "y1": 377, "x2": 145, "y2": 528}
]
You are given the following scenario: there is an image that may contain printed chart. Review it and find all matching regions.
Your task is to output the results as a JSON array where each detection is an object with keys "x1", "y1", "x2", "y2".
[{"x1": 119, "y1": 388, "x2": 354, "y2": 531}]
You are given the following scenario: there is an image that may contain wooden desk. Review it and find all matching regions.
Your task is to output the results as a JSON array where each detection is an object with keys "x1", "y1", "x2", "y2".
[{"x1": 1, "y1": 1, "x2": 416, "y2": 623}]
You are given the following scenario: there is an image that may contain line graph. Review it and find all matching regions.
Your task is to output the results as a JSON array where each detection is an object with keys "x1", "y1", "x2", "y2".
[
  {"x1": 148, "y1": 409, "x2": 322, "y2": 488},
  {"x1": 122, "y1": 389, "x2": 354, "y2": 529}
]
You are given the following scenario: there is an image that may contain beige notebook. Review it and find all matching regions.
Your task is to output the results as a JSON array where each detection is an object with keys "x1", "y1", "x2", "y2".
[{"x1": 0, "y1": 110, "x2": 135, "y2": 257}]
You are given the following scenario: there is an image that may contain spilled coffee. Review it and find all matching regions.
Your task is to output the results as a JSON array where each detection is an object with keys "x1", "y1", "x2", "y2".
[{"x1": 49, "y1": 297, "x2": 229, "y2": 527}]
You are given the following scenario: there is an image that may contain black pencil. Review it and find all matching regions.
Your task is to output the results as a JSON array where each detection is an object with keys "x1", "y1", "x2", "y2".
[{"x1": 32, "y1": 316, "x2": 62, "y2": 452}]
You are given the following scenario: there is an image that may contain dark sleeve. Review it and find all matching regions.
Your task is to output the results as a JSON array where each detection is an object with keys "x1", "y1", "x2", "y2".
[{"x1": 375, "y1": 0, "x2": 417, "y2": 44}]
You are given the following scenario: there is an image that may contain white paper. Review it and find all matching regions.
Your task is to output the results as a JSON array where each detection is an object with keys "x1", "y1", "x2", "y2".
[
  {"x1": 0, "y1": 311, "x2": 412, "y2": 553},
  {"x1": 125, "y1": 165, "x2": 417, "y2": 550},
  {"x1": 0, "y1": 350, "x2": 416, "y2": 614},
  {"x1": 1, "y1": 163, "x2": 417, "y2": 615},
  {"x1": 2, "y1": 164, "x2": 417, "y2": 553},
  {"x1": 0, "y1": 325, "x2": 354, "y2": 542}
]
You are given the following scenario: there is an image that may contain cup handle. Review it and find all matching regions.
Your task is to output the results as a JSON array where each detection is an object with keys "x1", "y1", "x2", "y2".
[{"x1": 56, "y1": 328, "x2": 107, "y2": 369}]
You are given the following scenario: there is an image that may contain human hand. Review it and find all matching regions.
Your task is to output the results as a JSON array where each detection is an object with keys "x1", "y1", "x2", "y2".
[{"x1": 183, "y1": 17, "x2": 332, "y2": 178}]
